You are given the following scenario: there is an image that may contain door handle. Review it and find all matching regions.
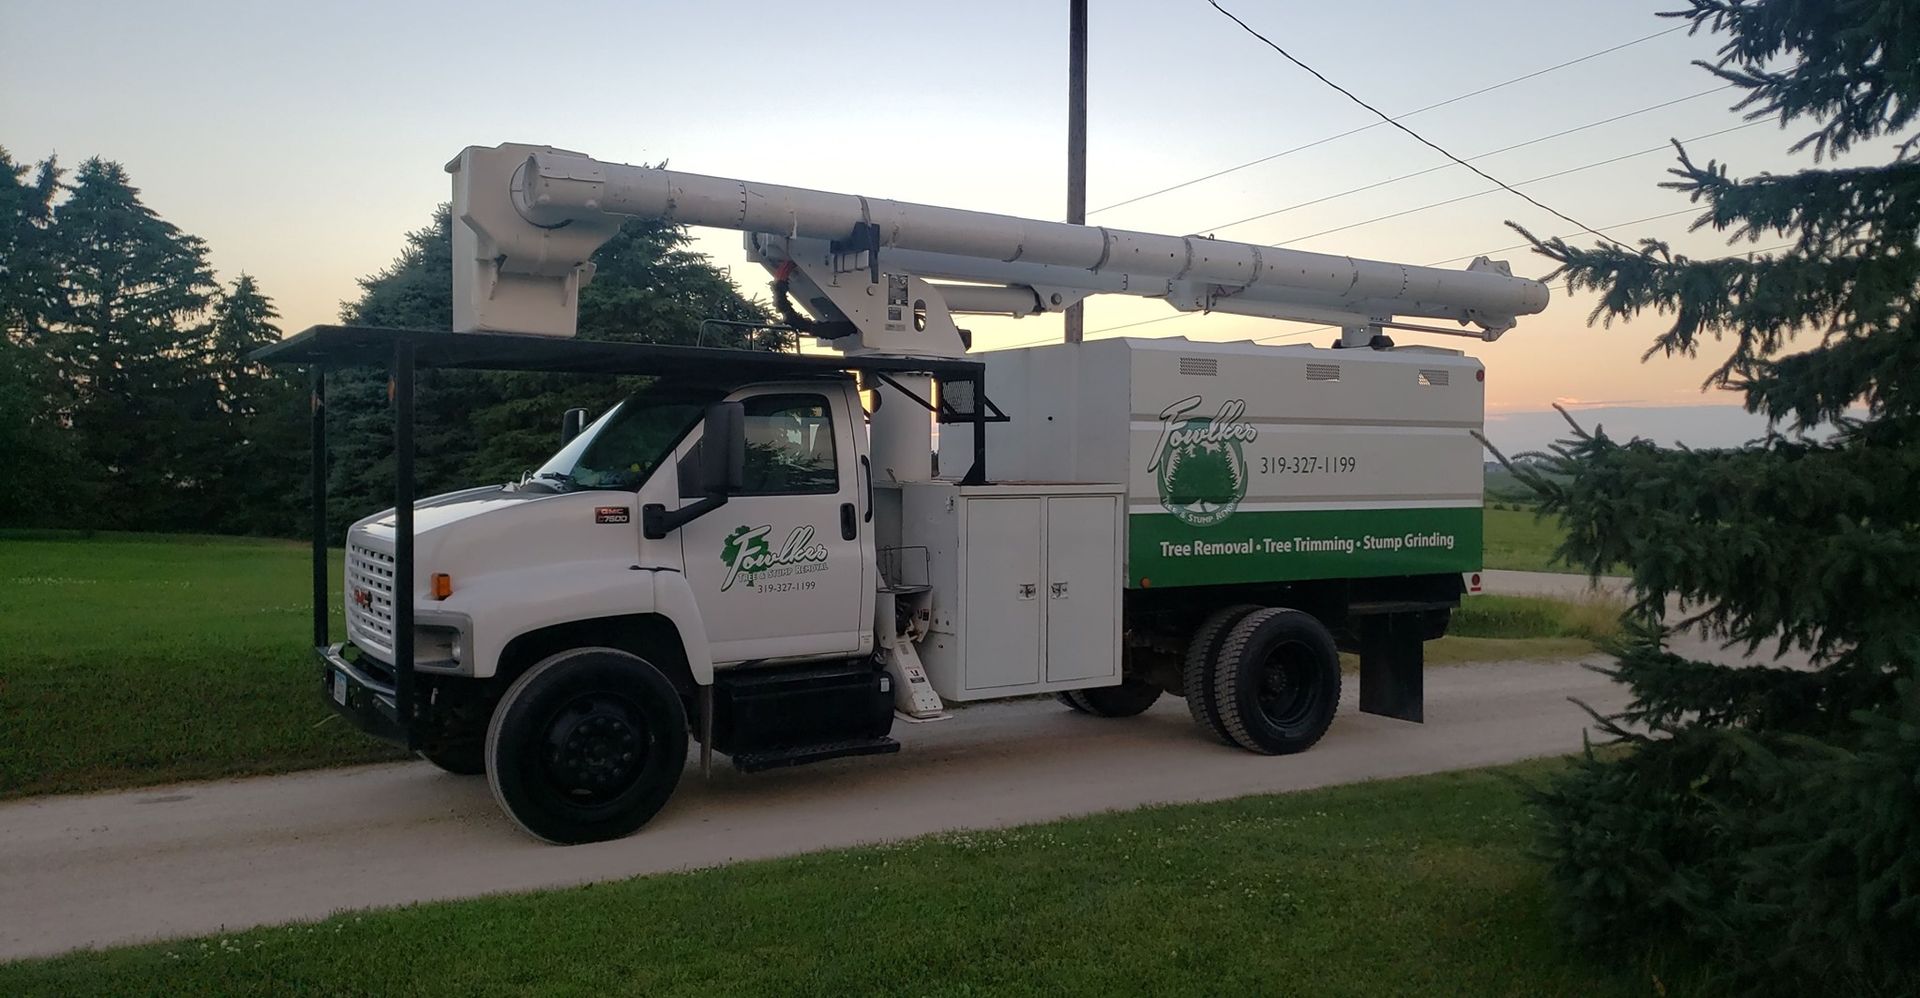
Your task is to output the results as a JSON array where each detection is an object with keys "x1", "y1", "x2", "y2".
[
  {"x1": 840, "y1": 502, "x2": 858, "y2": 541},
  {"x1": 859, "y1": 455, "x2": 873, "y2": 522}
]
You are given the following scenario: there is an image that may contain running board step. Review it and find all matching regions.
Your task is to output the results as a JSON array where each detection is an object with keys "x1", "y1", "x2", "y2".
[{"x1": 730, "y1": 737, "x2": 902, "y2": 774}]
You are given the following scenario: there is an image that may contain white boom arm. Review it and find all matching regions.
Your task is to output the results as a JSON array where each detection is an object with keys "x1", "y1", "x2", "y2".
[{"x1": 447, "y1": 143, "x2": 1550, "y2": 351}]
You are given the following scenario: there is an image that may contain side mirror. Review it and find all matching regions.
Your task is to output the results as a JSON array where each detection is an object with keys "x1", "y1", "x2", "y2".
[
  {"x1": 560, "y1": 407, "x2": 589, "y2": 446},
  {"x1": 702, "y1": 401, "x2": 747, "y2": 495},
  {"x1": 643, "y1": 400, "x2": 747, "y2": 540}
]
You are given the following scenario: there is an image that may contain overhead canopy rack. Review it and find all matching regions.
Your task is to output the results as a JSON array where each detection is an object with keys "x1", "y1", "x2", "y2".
[
  {"x1": 256, "y1": 324, "x2": 990, "y2": 382},
  {"x1": 251, "y1": 324, "x2": 1003, "y2": 747}
]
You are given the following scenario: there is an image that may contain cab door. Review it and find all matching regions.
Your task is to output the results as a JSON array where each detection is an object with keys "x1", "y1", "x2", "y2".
[{"x1": 675, "y1": 383, "x2": 873, "y2": 664}]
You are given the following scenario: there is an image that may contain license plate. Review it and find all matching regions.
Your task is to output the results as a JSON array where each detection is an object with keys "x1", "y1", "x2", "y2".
[{"x1": 332, "y1": 670, "x2": 349, "y2": 706}]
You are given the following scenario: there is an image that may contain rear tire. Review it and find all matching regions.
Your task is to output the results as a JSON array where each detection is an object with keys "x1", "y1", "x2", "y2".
[
  {"x1": 486, "y1": 647, "x2": 688, "y2": 845},
  {"x1": 1071, "y1": 679, "x2": 1162, "y2": 717},
  {"x1": 1055, "y1": 691, "x2": 1092, "y2": 713},
  {"x1": 1182, "y1": 604, "x2": 1262, "y2": 744},
  {"x1": 1210, "y1": 608, "x2": 1341, "y2": 755}
]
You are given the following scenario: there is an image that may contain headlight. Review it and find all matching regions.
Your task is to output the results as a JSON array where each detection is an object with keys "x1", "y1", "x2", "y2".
[{"x1": 413, "y1": 625, "x2": 465, "y2": 670}]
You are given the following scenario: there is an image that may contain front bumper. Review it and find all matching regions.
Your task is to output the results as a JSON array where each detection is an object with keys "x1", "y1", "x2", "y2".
[{"x1": 318, "y1": 643, "x2": 409, "y2": 745}]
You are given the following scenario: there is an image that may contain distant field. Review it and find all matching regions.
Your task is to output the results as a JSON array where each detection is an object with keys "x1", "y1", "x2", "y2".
[
  {"x1": 1481, "y1": 506, "x2": 1578, "y2": 573},
  {"x1": 1, "y1": 525, "x2": 1605, "y2": 799},
  {"x1": 0, "y1": 759, "x2": 1695, "y2": 997},
  {"x1": 0, "y1": 532, "x2": 403, "y2": 798}
]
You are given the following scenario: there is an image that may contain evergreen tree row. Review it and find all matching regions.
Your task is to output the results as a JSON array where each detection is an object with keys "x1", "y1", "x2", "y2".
[
  {"x1": 0, "y1": 150, "x2": 775, "y2": 537},
  {"x1": 1, "y1": 152, "x2": 296, "y2": 533}
]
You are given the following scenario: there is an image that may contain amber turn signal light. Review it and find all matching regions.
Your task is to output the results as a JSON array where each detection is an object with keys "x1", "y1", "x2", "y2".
[{"x1": 430, "y1": 573, "x2": 453, "y2": 600}]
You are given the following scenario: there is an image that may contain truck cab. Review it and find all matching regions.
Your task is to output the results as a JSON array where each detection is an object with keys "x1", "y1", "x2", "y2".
[{"x1": 332, "y1": 374, "x2": 903, "y2": 843}]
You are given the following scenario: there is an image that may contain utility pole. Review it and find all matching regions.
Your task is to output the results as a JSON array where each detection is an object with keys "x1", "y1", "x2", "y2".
[{"x1": 1064, "y1": 0, "x2": 1088, "y2": 344}]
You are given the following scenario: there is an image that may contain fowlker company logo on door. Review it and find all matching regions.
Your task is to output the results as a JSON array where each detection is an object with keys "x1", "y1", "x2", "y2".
[
  {"x1": 721, "y1": 524, "x2": 830, "y2": 592},
  {"x1": 1150, "y1": 395, "x2": 1258, "y2": 527}
]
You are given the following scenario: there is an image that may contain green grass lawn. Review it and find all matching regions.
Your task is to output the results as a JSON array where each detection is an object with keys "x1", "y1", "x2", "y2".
[
  {"x1": 0, "y1": 759, "x2": 1693, "y2": 997},
  {"x1": 1348, "y1": 592, "x2": 1623, "y2": 670},
  {"x1": 1434, "y1": 591, "x2": 1623, "y2": 664},
  {"x1": 0, "y1": 531, "x2": 404, "y2": 799}
]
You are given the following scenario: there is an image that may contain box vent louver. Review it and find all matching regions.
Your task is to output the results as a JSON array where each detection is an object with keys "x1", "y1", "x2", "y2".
[
  {"x1": 1305, "y1": 363, "x2": 1341, "y2": 382},
  {"x1": 1179, "y1": 356, "x2": 1218, "y2": 376},
  {"x1": 1418, "y1": 369, "x2": 1450, "y2": 386}
]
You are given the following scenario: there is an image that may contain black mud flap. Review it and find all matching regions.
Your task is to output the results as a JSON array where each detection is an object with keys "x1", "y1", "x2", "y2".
[{"x1": 1358, "y1": 614, "x2": 1424, "y2": 723}]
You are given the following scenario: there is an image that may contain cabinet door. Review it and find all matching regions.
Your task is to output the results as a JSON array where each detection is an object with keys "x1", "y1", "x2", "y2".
[
  {"x1": 963, "y1": 498, "x2": 1043, "y2": 690},
  {"x1": 1045, "y1": 495, "x2": 1120, "y2": 683}
]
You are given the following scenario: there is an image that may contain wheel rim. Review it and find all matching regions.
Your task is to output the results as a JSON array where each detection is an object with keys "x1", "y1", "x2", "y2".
[
  {"x1": 541, "y1": 692, "x2": 650, "y2": 804},
  {"x1": 1255, "y1": 640, "x2": 1321, "y2": 728}
]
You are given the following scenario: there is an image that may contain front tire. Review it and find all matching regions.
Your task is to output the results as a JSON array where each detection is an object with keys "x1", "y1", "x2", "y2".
[
  {"x1": 1210, "y1": 608, "x2": 1342, "y2": 755},
  {"x1": 417, "y1": 742, "x2": 485, "y2": 776},
  {"x1": 485, "y1": 647, "x2": 688, "y2": 845}
]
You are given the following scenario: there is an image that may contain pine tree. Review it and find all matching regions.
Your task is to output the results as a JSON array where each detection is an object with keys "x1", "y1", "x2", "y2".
[
  {"x1": 0, "y1": 149, "x2": 74, "y2": 525},
  {"x1": 0, "y1": 147, "x2": 63, "y2": 342},
  {"x1": 205, "y1": 275, "x2": 304, "y2": 534},
  {"x1": 43, "y1": 159, "x2": 220, "y2": 527},
  {"x1": 1503, "y1": 2, "x2": 1919, "y2": 991}
]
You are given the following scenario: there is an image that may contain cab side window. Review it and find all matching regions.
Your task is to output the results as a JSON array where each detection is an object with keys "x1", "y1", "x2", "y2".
[
  {"x1": 679, "y1": 393, "x2": 838, "y2": 497},
  {"x1": 740, "y1": 394, "x2": 838, "y2": 494}
]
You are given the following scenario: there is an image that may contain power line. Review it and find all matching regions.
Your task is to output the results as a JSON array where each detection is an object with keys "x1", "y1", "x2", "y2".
[
  {"x1": 1269, "y1": 119, "x2": 1768, "y2": 248},
  {"x1": 1421, "y1": 208, "x2": 1699, "y2": 267},
  {"x1": 1207, "y1": 0, "x2": 1634, "y2": 251},
  {"x1": 1089, "y1": 23, "x2": 1688, "y2": 217},
  {"x1": 1197, "y1": 86, "x2": 1730, "y2": 235}
]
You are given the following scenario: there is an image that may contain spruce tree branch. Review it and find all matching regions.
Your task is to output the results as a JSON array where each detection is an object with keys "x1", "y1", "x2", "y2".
[{"x1": 1673, "y1": 0, "x2": 1920, "y2": 160}]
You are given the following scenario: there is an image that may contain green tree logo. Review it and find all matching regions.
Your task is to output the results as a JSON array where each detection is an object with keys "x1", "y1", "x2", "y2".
[
  {"x1": 721, "y1": 525, "x2": 772, "y2": 591},
  {"x1": 1151, "y1": 396, "x2": 1255, "y2": 527},
  {"x1": 719, "y1": 523, "x2": 830, "y2": 592}
]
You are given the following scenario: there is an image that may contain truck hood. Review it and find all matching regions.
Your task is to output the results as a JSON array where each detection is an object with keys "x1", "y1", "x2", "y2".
[{"x1": 359, "y1": 484, "x2": 617, "y2": 536}]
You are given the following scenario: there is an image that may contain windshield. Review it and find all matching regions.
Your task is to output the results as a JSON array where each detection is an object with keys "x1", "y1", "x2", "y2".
[{"x1": 530, "y1": 391, "x2": 711, "y2": 492}]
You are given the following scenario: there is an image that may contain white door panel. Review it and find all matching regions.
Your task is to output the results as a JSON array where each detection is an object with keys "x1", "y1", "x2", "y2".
[
  {"x1": 961, "y1": 498, "x2": 1044, "y2": 689},
  {"x1": 677, "y1": 386, "x2": 870, "y2": 663},
  {"x1": 1045, "y1": 495, "x2": 1120, "y2": 682}
]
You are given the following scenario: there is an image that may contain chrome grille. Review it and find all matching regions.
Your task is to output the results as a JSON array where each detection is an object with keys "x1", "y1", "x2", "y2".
[{"x1": 346, "y1": 542, "x2": 396, "y2": 651}]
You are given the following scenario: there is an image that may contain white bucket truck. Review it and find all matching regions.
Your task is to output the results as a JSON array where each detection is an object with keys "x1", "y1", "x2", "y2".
[{"x1": 256, "y1": 144, "x2": 1548, "y2": 843}]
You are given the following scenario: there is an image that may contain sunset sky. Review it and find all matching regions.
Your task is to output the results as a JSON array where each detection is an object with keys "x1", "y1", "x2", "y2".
[{"x1": 4, "y1": 0, "x2": 1895, "y2": 419}]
